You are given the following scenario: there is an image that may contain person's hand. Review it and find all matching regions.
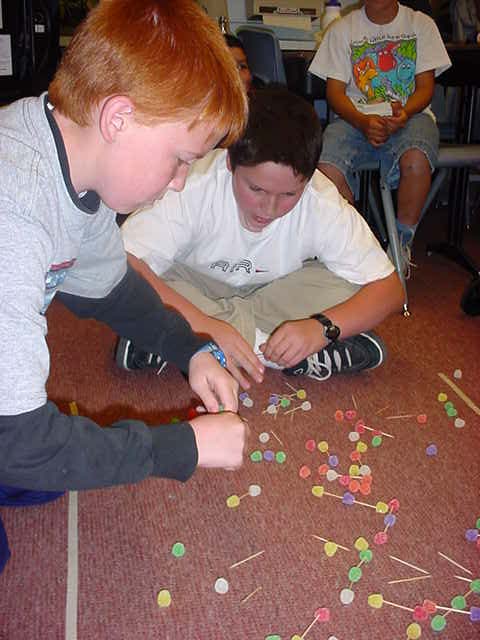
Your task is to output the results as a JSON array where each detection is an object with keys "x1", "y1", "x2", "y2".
[
  {"x1": 259, "y1": 318, "x2": 326, "y2": 368},
  {"x1": 384, "y1": 101, "x2": 408, "y2": 136},
  {"x1": 360, "y1": 114, "x2": 389, "y2": 147},
  {"x1": 189, "y1": 412, "x2": 249, "y2": 470},
  {"x1": 203, "y1": 317, "x2": 265, "y2": 390},
  {"x1": 188, "y1": 351, "x2": 239, "y2": 413}
]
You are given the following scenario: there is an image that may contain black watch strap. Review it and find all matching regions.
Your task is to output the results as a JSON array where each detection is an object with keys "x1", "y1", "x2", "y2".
[{"x1": 311, "y1": 313, "x2": 341, "y2": 342}]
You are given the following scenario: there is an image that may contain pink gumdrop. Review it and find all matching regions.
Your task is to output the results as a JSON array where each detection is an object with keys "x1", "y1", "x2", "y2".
[
  {"x1": 299, "y1": 465, "x2": 311, "y2": 479},
  {"x1": 388, "y1": 498, "x2": 400, "y2": 512},
  {"x1": 423, "y1": 599, "x2": 437, "y2": 615},
  {"x1": 315, "y1": 607, "x2": 330, "y2": 622},
  {"x1": 305, "y1": 439, "x2": 316, "y2": 452},
  {"x1": 374, "y1": 531, "x2": 388, "y2": 545},
  {"x1": 318, "y1": 463, "x2": 329, "y2": 475},
  {"x1": 345, "y1": 409, "x2": 356, "y2": 421},
  {"x1": 355, "y1": 423, "x2": 366, "y2": 434},
  {"x1": 413, "y1": 605, "x2": 429, "y2": 622},
  {"x1": 339, "y1": 474, "x2": 350, "y2": 486},
  {"x1": 417, "y1": 413, "x2": 427, "y2": 424},
  {"x1": 350, "y1": 451, "x2": 361, "y2": 462}
]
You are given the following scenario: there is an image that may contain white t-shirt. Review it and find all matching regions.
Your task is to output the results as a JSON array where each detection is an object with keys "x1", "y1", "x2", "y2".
[
  {"x1": 309, "y1": 4, "x2": 451, "y2": 116},
  {"x1": 121, "y1": 150, "x2": 394, "y2": 288}
]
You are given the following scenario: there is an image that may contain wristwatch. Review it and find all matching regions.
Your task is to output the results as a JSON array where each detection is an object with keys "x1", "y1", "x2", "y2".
[
  {"x1": 311, "y1": 313, "x2": 341, "y2": 343},
  {"x1": 193, "y1": 341, "x2": 227, "y2": 368}
]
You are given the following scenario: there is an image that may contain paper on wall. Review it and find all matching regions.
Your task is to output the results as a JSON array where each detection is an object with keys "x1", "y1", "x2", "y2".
[
  {"x1": 263, "y1": 14, "x2": 312, "y2": 30},
  {"x1": 0, "y1": 35, "x2": 12, "y2": 77}
]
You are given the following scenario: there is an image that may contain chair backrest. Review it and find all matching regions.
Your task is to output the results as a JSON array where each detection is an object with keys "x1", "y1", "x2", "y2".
[{"x1": 235, "y1": 26, "x2": 287, "y2": 85}]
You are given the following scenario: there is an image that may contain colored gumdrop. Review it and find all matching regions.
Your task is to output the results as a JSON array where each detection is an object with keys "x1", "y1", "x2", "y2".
[
  {"x1": 447, "y1": 406, "x2": 458, "y2": 417},
  {"x1": 315, "y1": 607, "x2": 330, "y2": 622},
  {"x1": 354, "y1": 537, "x2": 369, "y2": 551},
  {"x1": 264, "y1": 450, "x2": 275, "y2": 462},
  {"x1": 276, "y1": 451, "x2": 287, "y2": 463},
  {"x1": 326, "y1": 469, "x2": 338, "y2": 481},
  {"x1": 371, "y1": 435, "x2": 382, "y2": 447},
  {"x1": 431, "y1": 615, "x2": 446, "y2": 631},
  {"x1": 318, "y1": 463, "x2": 329, "y2": 475},
  {"x1": 384, "y1": 513, "x2": 396, "y2": 527},
  {"x1": 250, "y1": 450, "x2": 262, "y2": 462},
  {"x1": 249, "y1": 484, "x2": 261, "y2": 497},
  {"x1": 356, "y1": 442, "x2": 368, "y2": 453},
  {"x1": 359, "y1": 481, "x2": 372, "y2": 496},
  {"x1": 413, "y1": 605, "x2": 429, "y2": 622},
  {"x1": 324, "y1": 541, "x2": 338, "y2": 557},
  {"x1": 312, "y1": 485, "x2": 324, "y2": 497},
  {"x1": 299, "y1": 465, "x2": 311, "y2": 479},
  {"x1": 328, "y1": 454, "x2": 339, "y2": 467},
  {"x1": 375, "y1": 501, "x2": 388, "y2": 514},
  {"x1": 423, "y1": 599, "x2": 437, "y2": 615},
  {"x1": 349, "y1": 464, "x2": 360, "y2": 476},
  {"x1": 269, "y1": 394, "x2": 279, "y2": 404},
  {"x1": 355, "y1": 420, "x2": 366, "y2": 433},
  {"x1": 157, "y1": 589, "x2": 172, "y2": 608},
  {"x1": 340, "y1": 588, "x2": 355, "y2": 605},
  {"x1": 280, "y1": 397, "x2": 290, "y2": 408},
  {"x1": 318, "y1": 440, "x2": 329, "y2": 453},
  {"x1": 259, "y1": 432, "x2": 270, "y2": 444},
  {"x1": 426, "y1": 444, "x2": 438, "y2": 456},
  {"x1": 350, "y1": 450, "x2": 362, "y2": 462},
  {"x1": 348, "y1": 479, "x2": 361, "y2": 493},
  {"x1": 349, "y1": 431, "x2": 360, "y2": 442},
  {"x1": 417, "y1": 414, "x2": 427, "y2": 424},
  {"x1": 339, "y1": 475, "x2": 350, "y2": 486},
  {"x1": 470, "y1": 606, "x2": 480, "y2": 622},
  {"x1": 388, "y1": 498, "x2": 400, "y2": 512},
  {"x1": 226, "y1": 495, "x2": 240, "y2": 508},
  {"x1": 470, "y1": 579, "x2": 480, "y2": 593},
  {"x1": 437, "y1": 392, "x2": 448, "y2": 402},
  {"x1": 348, "y1": 566, "x2": 362, "y2": 582},
  {"x1": 301, "y1": 401, "x2": 312, "y2": 412},
  {"x1": 297, "y1": 389, "x2": 307, "y2": 399},
  {"x1": 454, "y1": 417, "x2": 465, "y2": 428},
  {"x1": 368, "y1": 594, "x2": 383, "y2": 609},
  {"x1": 406, "y1": 622, "x2": 422, "y2": 639},
  {"x1": 305, "y1": 439, "x2": 316, "y2": 452},
  {"x1": 359, "y1": 549, "x2": 373, "y2": 563},
  {"x1": 334, "y1": 409, "x2": 344, "y2": 421},
  {"x1": 451, "y1": 595, "x2": 466, "y2": 610},
  {"x1": 342, "y1": 492, "x2": 355, "y2": 506},
  {"x1": 374, "y1": 531, "x2": 388, "y2": 545},
  {"x1": 345, "y1": 409, "x2": 356, "y2": 421}
]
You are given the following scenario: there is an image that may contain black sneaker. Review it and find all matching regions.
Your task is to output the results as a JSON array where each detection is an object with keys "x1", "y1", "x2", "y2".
[
  {"x1": 115, "y1": 337, "x2": 167, "y2": 374},
  {"x1": 284, "y1": 332, "x2": 386, "y2": 381}
]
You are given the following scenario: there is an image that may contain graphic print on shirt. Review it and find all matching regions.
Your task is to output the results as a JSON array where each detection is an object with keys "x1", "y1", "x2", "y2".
[
  {"x1": 42, "y1": 259, "x2": 76, "y2": 313},
  {"x1": 351, "y1": 36, "x2": 417, "y2": 105}
]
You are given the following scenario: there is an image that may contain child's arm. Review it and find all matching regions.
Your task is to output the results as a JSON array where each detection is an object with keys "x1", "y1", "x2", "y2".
[
  {"x1": 384, "y1": 70, "x2": 435, "y2": 135},
  {"x1": 128, "y1": 253, "x2": 265, "y2": 389},
  {"x1": 260, "y1": 271, "x2": 403, "y2": 367},
  {"x1": 326, "y1": 78, "x2": 389, "y2": 147}
]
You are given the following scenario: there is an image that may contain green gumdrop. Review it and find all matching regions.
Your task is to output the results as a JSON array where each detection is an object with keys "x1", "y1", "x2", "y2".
[
  {"x1": 250, "y1": 450, "x2": 263, "y2": 462},
  {"x1": 280, "y1": 397, "x2": 290, "y2": 407},
  {"x1": 451, "y1": 595, "x2": 466, "y2": 610},
  {"x1": 476, "y1": 517, "x2": 480, "y2": 529},
  {"x1": 446, "y1": 406, "x2": 458, "y2": 417},
  {"x1": 444, "y1": 401, "x2": 454, "y2": 410},
  {"x1": 470, "y1": 578, "x2": 480, "y2": 593},
  {"x1": 171, "y1": 542, "x2": 185, "y2": 558},
  {"x1": 431, "y1": 615, "x2": 446, "y2": 631},
  {"x1": 371, "y1": 435, "x2": 382, "y2": 447},
  {"x1": 265, "y1": 636, "x2": 282, "y2": 640},
  {"x1": 275, "y1": 451, "x2": 287, "y2": 464},
  {"x1": 348, "y1": 566, "x2": 362, "y2": 582},
  {"x1": 359, "y1": 549, "x2": 373, "y2": 563}
]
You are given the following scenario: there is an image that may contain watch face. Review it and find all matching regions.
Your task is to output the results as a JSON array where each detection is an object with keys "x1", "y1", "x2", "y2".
[{"x1": 325, "y1": 324, "x2": 341, "y2": 341}]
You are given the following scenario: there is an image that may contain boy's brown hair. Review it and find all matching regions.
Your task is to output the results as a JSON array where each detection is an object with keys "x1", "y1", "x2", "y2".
[{"x1": 49, "y1": 0, "x2": 247, "y2": 146}]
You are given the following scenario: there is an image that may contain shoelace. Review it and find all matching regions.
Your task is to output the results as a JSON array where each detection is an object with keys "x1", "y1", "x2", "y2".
[
  {"x1": 399, "y1": 233, "x2": 417, "y2": 281},
  {"x1": 303, "y1": 345, "x2": 353, "y2": 381}
]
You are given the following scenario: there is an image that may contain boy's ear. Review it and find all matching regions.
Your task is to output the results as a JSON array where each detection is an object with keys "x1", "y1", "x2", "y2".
[{"x1": 99, "y1": 95, "x2": 135, "y2": 143}]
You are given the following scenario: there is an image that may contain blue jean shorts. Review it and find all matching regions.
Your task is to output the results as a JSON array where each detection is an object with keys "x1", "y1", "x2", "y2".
[{"x1": 320, "y1": 113, "x2": 439, "y2": 198}]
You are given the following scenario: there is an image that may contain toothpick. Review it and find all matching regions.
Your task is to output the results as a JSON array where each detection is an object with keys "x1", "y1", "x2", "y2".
[
  {"x1": 383, "y1": 599, "x2": 415, "y2": 613},
  {"x1": 299, "y1": 613, "x2": 320, "y2": 639},
  {"x1": 435, "y1": 605, "x2": 471, "y2": 614},
  {"x1": 229, "y1": 549, "x2": 265, "y2": 569},
  {"x1": 375, "y1": 405, "x2": 389, "y2": 415},
  {"x1": 270, "y1": 429, "x2": 283, "y2": 446},
  {"x1": 240, "y1": 585, "x2": 262, "y2": 604},
  {"x1": 311, "y1": 535, "x2": 350, "y2": 551},
  {"x1": 437, "y1": 551, "x2": 472, "y2": 575},
  {"x1": 388, "y1": 575, "x2": 432, "y2": 585},
  {"x1": 454, "y1": 575, "x2": 473, "y2": 583},
  {"x1": 285, "y1": 381, "x2": 298, "y2": 393},
  {"x1": 362, "y1": 424, "x2": 394, "y2": 438},
  {"x1": 438, "y1": 372, "x2": 480, "y2": 416},
  {"x1": 351, "y1": 394, "x2": 357, "y2": 409},
  {"x1": 388, "y1": 555, "x2": 430, "y2": 575},
  {"x1": 284, "y1": 405, "x2": 302, "y2": 416},
  {"x1": 385, "y1": 414, "x2": 415, "y2": 420}
]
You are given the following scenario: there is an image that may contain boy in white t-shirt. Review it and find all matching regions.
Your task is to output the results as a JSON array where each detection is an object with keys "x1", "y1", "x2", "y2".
[
  {"x1": 309, "y1": 0, "x2": 451, "y2": 273},
  {"x1": 118, "y1": 86, "x2": 404, "y2": 390}
]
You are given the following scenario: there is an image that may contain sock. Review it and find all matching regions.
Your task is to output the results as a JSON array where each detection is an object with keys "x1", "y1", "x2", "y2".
[
  {"x1": 254, "y1": 328, "x2": 283, "y2": 370},
  {"x1": 396, "y1": 221, "x2": 417, "y2": 247}
]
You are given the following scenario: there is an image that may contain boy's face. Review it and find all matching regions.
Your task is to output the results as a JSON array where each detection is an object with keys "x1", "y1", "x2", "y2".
[
  {"x1": 229, "y1": 159, "x2": 308, "y2": 233},
  {"x1": 99, "y1": 117, "x2": 220, "y2": 213},
  {"x1": 230, "y1": 46, "x2": 253, "y2": 93}
]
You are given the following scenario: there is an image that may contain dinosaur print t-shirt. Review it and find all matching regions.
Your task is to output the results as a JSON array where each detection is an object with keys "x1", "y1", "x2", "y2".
[{"x1": 309, "y1": 4, "x2": 451, "y2": 117}]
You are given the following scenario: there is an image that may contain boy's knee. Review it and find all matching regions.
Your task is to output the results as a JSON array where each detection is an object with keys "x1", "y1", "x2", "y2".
[{"x1": 399, "y1": 149, "x2": 430, "y2": 177}]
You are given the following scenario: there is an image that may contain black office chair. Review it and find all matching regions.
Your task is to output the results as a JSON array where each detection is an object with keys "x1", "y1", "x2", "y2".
[{"x1": 236, "y1": 26, "x2": 287, "y2": 85}]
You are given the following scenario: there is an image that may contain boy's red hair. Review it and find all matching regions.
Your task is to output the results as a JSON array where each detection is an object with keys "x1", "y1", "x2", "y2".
[{"x1": 49, "y1": 0, "x2": 247, "y2": 146}]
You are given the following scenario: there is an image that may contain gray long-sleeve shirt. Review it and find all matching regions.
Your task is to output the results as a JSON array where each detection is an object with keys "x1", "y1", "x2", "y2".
[{"x1": 0, "y1": 94, "x2": 206, "y2": 491}]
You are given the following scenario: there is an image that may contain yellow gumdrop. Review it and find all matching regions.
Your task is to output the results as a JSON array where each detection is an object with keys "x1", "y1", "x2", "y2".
[
  {"x1": 157, "y1": 589, "x2": 172, "y2": 608},
  {"x1": 368, "y1": 593, "x2": 383, "y2": 608},
  {"x1": 349, "y1": 464, "x2": 360, "y2": 476},
  {"x1": 226, "y1": 495, "x2": 240, "y2": 508},
  {"x1": 356, "y1": 442, "x2": 368, "y2": 453},
  {"x1": 324, "y1": 541, "x2": 338, "y2": 557},
  {"x1": 317, "y1": 440, "x2": 329, "y2": 453},
  {"x1": 437, "y1": 392, "x2": 448, "y2": 402},
  {"x1": 375, "y1": 501, "x2": 388, "y2": 514},
  {"x1": 291, "y1": 636, "x2": 302, "y2": 640},
  {"x1": 354, "y1": 536, "x2": 369, "y2": 551},
  {"x1": 297, "y1": 389, "x2": 307, "y2": 400},
  {"x1": 406, "y1": 623, "x2": 422, "y2": 639},
  {"x1": 311, "y1": 485, "x2": 325, "y2": 497}
]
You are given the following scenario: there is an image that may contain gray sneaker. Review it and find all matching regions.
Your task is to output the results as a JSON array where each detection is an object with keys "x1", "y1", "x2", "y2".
[
  {"x1": 115, "y1": 337, "x2": 167, "y2": 374},
  {"x1": 284, "y1": 332, "x2": 387, "y2": 381}
]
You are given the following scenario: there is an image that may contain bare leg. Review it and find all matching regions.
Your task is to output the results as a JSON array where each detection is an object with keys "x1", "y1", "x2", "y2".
[
  {"x1": 318, "y1": 162, "x2": 354, "y2": 204},
  {"x1": 396, "y1": 149, "x2": 431, "y2": 227}
]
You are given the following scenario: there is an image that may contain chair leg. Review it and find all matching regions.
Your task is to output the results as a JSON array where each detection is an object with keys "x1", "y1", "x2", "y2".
[{"x1": 380, "y1": 182, "x2": 410, "y2": 317}]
